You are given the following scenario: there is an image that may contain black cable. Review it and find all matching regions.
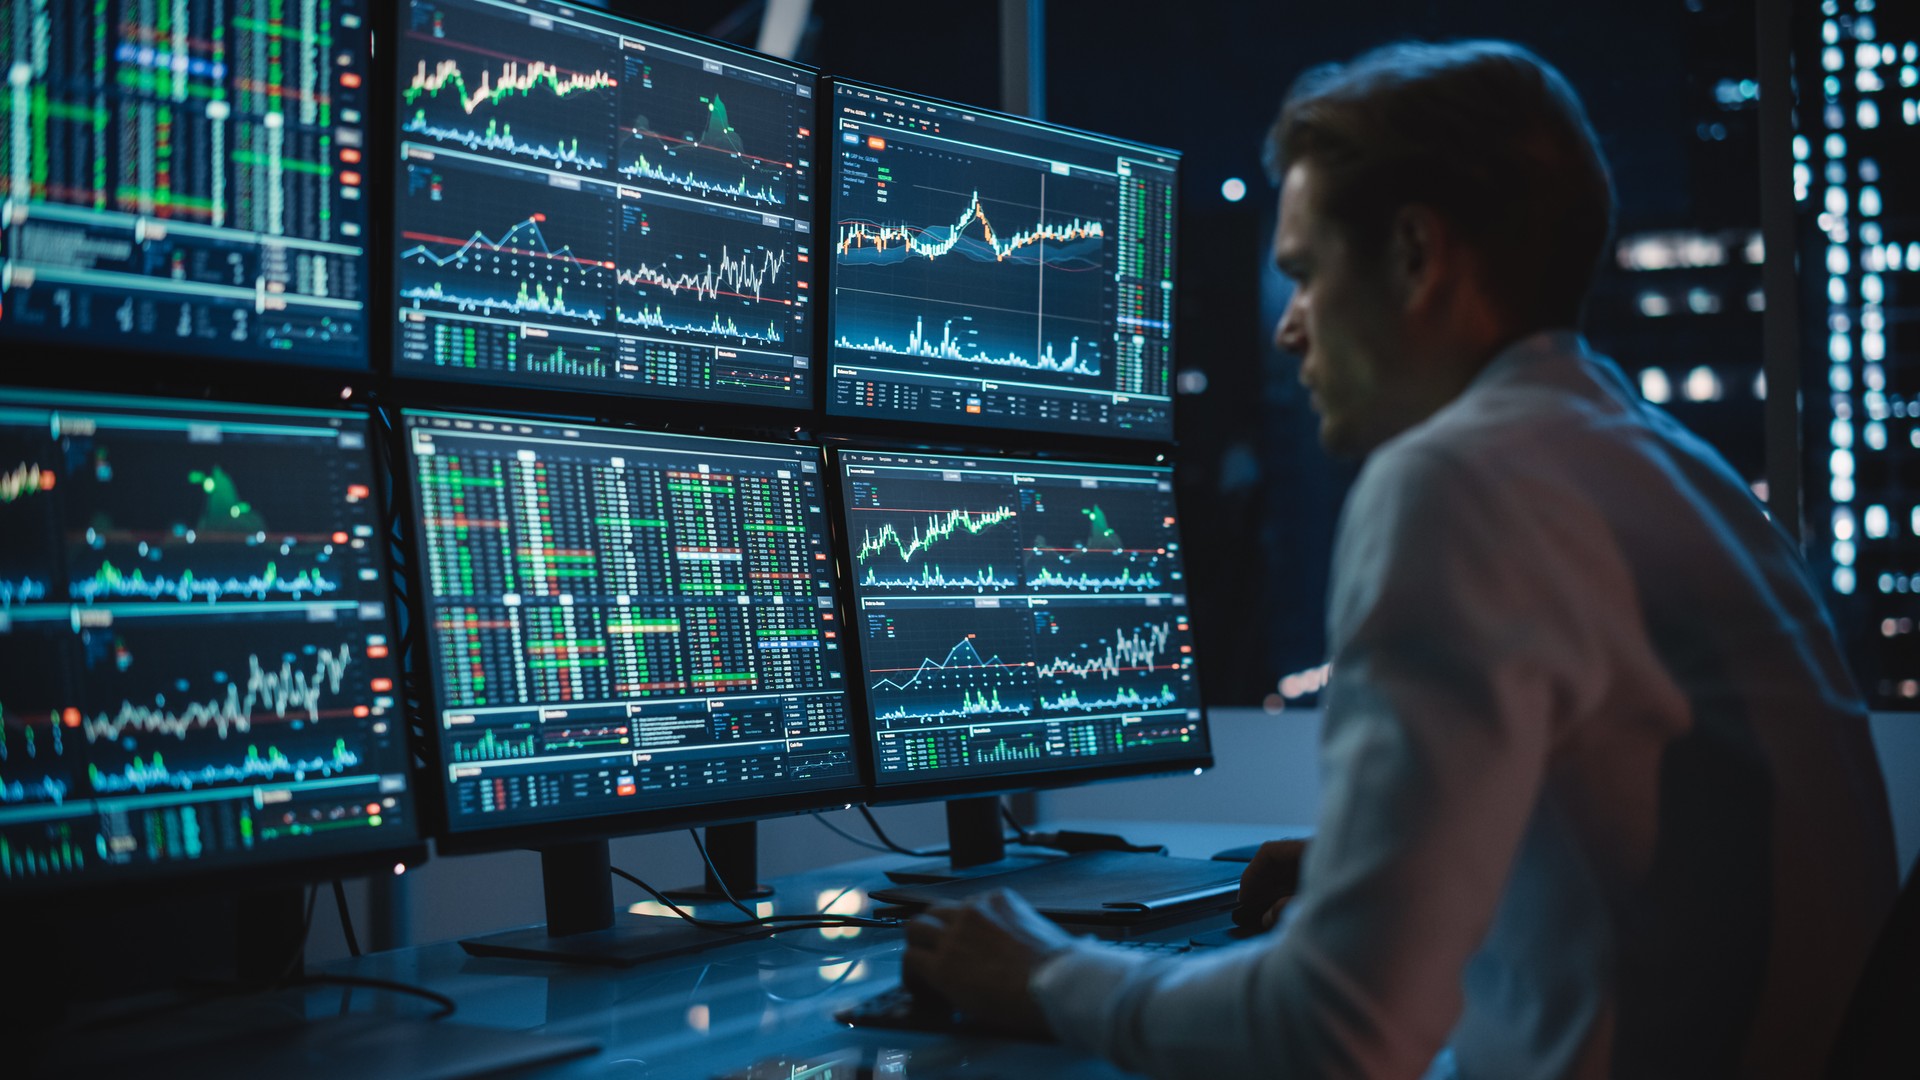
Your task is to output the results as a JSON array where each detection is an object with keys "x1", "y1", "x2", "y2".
[
  {"x1": 810, "y1": 811, "x2": 899, "y2": 854},
  {"x1": 688, "y1": 828, "x2": 759, "y2": 921},
  {"x1": 1001, "y1": 803, "x2": 1035, "y2": 844},
  {"x1": 331, "y1": 879, "x2": 362, "y2": 959},
  {"x1": 856, "y1": 805, "x2": 947, "y2": 858}
]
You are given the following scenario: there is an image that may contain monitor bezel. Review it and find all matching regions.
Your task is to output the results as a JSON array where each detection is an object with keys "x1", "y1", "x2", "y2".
[
  {"x1": 0, "y1": 388, "x2": 428, "y2": 898},
  {"x1": 376, "y1": 0, "x2": 829, "y2": 424},
  {"x1": 815, "y1": 76, "x2": 1184, "y2": 450},
  {"x1": 386, "y1": 403, "x2": 870, "y2": 857},
  {"x1": 821, "y1": 437, "x2": 1213, "y2": 807}
]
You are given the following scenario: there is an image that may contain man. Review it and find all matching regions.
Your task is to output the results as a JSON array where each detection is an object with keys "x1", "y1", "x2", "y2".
[{"x1": 902, "y1": 40, "x2": 1898, "y2": 1078}]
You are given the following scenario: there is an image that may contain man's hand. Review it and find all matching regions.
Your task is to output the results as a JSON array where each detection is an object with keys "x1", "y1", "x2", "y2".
[
  {"x1": 1233, "y1": 839, "x2": 1308, "y2": 931},
  {"x1": 901, "y1": 888, "x2": 1073, "y2": 1038}
]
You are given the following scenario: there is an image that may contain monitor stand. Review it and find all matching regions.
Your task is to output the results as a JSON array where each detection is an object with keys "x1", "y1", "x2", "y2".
[
  {"x1": 881, "y1": 797, "x2": 1058, "y2": 884},
  {"x1": 459, "y1": 839, "x2": 770, "y2": 967},
  {"x1": 664, "y1": 821, "x2": 774, "y2": 902}
]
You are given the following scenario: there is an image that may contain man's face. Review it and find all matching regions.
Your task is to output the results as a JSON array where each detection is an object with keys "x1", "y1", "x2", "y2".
[{"x1": 1271, "y1": 161, "x2": 1410, "y2": 456}]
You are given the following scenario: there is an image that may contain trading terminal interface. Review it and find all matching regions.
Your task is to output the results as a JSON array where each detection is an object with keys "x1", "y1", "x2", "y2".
[
  {"x1": 403, "y1": 412, "x2": 854, "y2": 836},
  {"x1": 391, "y1": 0, "x2": 817, "y2": 408},
  {"x1": 827, "y1": 83, "x2": 1180, "y2": 441},
  {"x1": 0, "y1": 390, "x2": 414, "y2": 890},
  {"x1": 838, "y1": 450, "x2": 1206, "y2": 786},
  {"x1": 1, "y1": 0, "x2": 374, "y2": 368}
]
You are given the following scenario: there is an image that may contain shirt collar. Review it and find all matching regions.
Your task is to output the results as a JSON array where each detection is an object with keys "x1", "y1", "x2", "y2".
[{"x1": 1465, "y1": 329, "x2": 1592, "y2": 394}]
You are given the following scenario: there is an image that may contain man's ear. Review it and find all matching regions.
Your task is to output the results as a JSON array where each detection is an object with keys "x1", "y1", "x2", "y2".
[{"x1": 1389, "y1": 203, "x2": 1450, "y2": 315}]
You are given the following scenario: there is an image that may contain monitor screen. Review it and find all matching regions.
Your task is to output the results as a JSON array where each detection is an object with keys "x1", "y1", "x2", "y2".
[
  {"x1": 0, "y1": 391, "x2": 414, "y2": 891},
  {"x1": 391, "y1": 0, "x2": 818, "y2": 409},
  {"x1": 402, "y1": 411, "x2": 855, "y2": 837},
  {"x1": 1, "y1": 1, "x2": 373, "y2": 369},
  {"x1": 837, "y1": 450, "x2": 1206, "y2": 788},
  {"x1": 825, "y1": 83, "x2": 1179, "y2": 442}
]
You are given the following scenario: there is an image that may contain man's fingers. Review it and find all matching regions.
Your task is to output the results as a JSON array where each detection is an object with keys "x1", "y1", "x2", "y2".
[{"x1": 904, "y1": 911, "x2": 948, "y2": 949}]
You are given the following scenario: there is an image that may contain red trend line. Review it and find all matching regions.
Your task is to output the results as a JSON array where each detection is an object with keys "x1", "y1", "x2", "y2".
[{"x1": 401, "y1": 229, "x2": 612, "y2": 269}]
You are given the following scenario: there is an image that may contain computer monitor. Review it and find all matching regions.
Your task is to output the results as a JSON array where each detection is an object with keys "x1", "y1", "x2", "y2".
[
  {"x1": 0, "y1": 389, "x2": 417, "y2": 894},
  {"x1": 836, "y1": 447, "x2": 1209, "y2": 864},
  {"x1": 1, "y1": 1, "x2": 374, "y2": 369},
  {"x1": 399, "y1": 409, "x2": 858, "y2": 962},
  {"x1": 824, "y1": 82, "x2": 1180, "y2": 442},
  {"x1": 389, "y1": 0, "x2": 818, "y2": 410}
]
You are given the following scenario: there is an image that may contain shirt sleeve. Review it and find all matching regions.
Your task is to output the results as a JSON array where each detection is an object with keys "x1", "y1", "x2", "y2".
[{"x1": 1027, "y1": 442, "x2": 1612, "y2": 1079}]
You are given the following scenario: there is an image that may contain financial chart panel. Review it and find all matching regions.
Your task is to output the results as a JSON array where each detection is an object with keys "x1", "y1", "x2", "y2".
[
  {"x1": 403, "y1": 412, "x2": 853, "y2": 834},
  {"x1": 1, "y1": 0, "x2": 372, "y2": 368},
  {"x1": 827, "y1": 83, "x2": 1178, "y2": 441},
  {"x1": 839, "y1": 450, "x2": 1205, "y2": 786},
  {"x1": 0, "y1": 391, "x2": 413, "y2": 891},
  {"x1": 392, "y1": 0, "x2": 816, "y2": 408}
]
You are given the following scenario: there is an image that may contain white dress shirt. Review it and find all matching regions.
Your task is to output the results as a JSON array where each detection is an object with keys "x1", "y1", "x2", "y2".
[{"x1": 1030, "y1": 331, "x2": 1898, "y2": 1078}]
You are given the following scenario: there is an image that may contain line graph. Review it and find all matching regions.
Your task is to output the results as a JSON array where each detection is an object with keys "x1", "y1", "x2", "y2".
[
  {"x1": 836, "y1": 190, "x2": 1105, "y2": 268},
  {"x1": 614, "y1": 305, "x2": 783, "y2": 344},
  {"x1": 87, "y1": 739, "x2": 364, "y2": 795},
  {"x1": 615, "y1": 244, "x2": 789, "y2": 303},
  {"x1": 613, "y1": 199, "x2": 806, "y2": 349},
  {"x1": 867, "y1": 630, "x2": 1036, "y2": 723},
  {"x1": 400, "y1": 280, "x2": 605, "y2": 325},
  {"x1": 400, "y1": 214, "x2": 612, "y2": 272},
  {"x1": 403, "y1": 112, "x2": 606, "y2": 171},
  {"x1": 1034, "y1": 619, "x2": 1176, "y2": 681},
  {"x1": 0, "y1": 578, "x2": 49, "y2": 608},
  {"x1": 70, "y1": 561, "x2": 340, "y2": 604},
  {"x1": 860, "y1": 564, "x2": 1019, "y2": 592},
  {"x1": 1038, "y1": 684, "x2": 1180, "y2": 714},
  {"x1": 81, "y1": 643, "x2": 355, "y2": 744},
  {"x1": 834, "y1": 315, "x2": 1099, "y2": 376}
]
